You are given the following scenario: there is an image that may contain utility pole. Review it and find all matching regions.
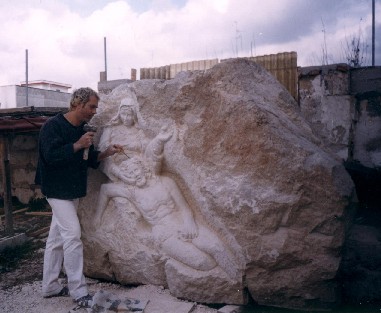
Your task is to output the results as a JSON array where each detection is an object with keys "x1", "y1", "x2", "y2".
[
  {"x1": 234, "y1": 21, "x2": 242, "y2": 58},
  {"x1": 251, "y1": 33, "x2": 257, "y2": 57},
  {"x1": 372, "y1": 0, "x2": 375, "y2": 66},
  {"x1": 25, "y1": 49, "x2": 28, "y2": 106},
  {"x1": 104, "y1": 37, "x2": 107, "y2": 80}
]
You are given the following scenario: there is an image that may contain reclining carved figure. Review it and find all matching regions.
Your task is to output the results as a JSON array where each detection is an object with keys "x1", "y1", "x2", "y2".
[
  {"x1": 94, "y1": 155, "x2": 240, "y2": 280},
  {"x1": 94, "y1": 99, "x2": 240, "y2": 280}
]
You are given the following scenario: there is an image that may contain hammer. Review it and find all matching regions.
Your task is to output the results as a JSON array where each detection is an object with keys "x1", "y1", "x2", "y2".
[{"x1": 83, "y1": 124, "x2": 97, "y2": 160}]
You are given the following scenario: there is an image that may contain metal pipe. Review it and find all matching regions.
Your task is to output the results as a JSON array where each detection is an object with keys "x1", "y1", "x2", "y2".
[
  {"x1": 26, "y1": 49, "x2": 28, "y2": 106},
  {"x1": 372, "y1": 0, "x2": 375, "y2": 66},
  {"x1": 104, "y1": 37, "x2": 107, "y2": 80}
]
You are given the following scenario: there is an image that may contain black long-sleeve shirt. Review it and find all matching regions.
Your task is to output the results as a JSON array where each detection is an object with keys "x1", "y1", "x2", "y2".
[{"x1": 35, "y1": 113, "x2": 100, "y2": 199}]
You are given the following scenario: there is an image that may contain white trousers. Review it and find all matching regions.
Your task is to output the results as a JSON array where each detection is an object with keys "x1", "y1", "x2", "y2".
[{"x1": 42, "y1": 198, "x2": 88, "y2": 300}]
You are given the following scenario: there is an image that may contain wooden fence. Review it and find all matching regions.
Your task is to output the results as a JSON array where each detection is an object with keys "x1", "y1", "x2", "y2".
[
  {"x1": 140, "y1": 59, "x2": 218, "y2": 80},
  {"x1": 247, "y1": 52, "x2": 298, "y2": 100},
  {"x1": 140, "y1": 52, "x2": 298, "y2": 99}
]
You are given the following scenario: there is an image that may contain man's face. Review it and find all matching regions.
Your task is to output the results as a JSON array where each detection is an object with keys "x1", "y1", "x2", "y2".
[{"x1": 77, "y1": 95, "x2": 98, "y2": 123}]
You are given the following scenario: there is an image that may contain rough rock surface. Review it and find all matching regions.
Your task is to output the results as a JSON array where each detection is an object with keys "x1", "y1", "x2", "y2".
[{"x1": 79, "y1": 59, "x2": 356, "y2": 310}]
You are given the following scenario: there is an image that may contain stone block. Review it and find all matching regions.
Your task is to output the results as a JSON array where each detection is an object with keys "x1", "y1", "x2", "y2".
[{"x1": 80, "y1": 59, "x2": 355, "y2": 311}]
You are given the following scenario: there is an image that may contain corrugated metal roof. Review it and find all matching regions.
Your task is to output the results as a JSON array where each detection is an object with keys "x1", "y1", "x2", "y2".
[{"x1": 0, "y1": 106, "x2": 68, "y2": 134}]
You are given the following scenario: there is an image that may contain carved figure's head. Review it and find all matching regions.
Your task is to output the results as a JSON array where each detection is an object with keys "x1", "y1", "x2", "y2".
[
  {"x1": 107, "y1": 92, "x2": 147, "y2": 128},
  {"x1": 119, "y1": 156, "x2": 151, "y2": 187},
  {"x1": 117, "y1": 98, "x2": 138, "y2": 126}
]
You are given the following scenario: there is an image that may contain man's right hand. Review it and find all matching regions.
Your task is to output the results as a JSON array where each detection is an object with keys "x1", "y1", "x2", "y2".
[{"x1": 73, "y1": 132, "x2": 95, "y2": 152}]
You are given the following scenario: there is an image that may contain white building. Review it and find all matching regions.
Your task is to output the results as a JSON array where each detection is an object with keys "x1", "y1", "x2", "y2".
[
  {"x1": 20, "y1": 80, "x2": 71, "y2": 92},
  {"x1": 0, "y1": 80, "x2": 72, "y2": 109}
]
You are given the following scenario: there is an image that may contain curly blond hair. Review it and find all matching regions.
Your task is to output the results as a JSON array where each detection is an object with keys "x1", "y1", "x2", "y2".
[{"x1": 69, "y1": 87, "x2": 99, "y2": 110}]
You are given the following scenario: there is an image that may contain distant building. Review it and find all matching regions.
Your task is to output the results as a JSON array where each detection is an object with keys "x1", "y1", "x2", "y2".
[
  {"x1": 20, "y1": 80, "x2": 71, "y2": 93},
  {"x1": 0, "y1": 80, "x2": 72, "y2": 109},
  {"x1": 97, "y1": 71, "x2": 133, "y2": 95}
]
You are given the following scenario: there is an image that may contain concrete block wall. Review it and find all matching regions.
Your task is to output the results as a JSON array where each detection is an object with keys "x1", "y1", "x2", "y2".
[
  {"x1": 0, "y1": 134, "x2": 43, "y2": 205},
  {"x1": 352, "y1": 94, "x2": 381, "y2": 168},
  {"x1": 350, "y1": 67, "x2": 381, "y2": 168},
  {"x1": 299, "y1": 65, "x2": 381, "y2": 167},
  {"x1": 299, "y1": 64, "x2": 355, "y2": 160}
]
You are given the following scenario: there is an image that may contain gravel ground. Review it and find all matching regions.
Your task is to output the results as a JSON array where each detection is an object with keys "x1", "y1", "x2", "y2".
[
  {"x1": 0, "y1": 243, "x2": 220, "y2": 313},
  {"x1": 0, "y1": 213, "x2": 221, "y2": 313},
  {"x1": 0, "y1": 278, "x2": 219, "y2": 313},
  {"x1": 0, "y1": 212, "x2": 220, "y2": 313}
]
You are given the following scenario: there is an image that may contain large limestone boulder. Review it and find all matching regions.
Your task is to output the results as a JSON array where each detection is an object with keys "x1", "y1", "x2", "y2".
[{"x1": 79, "y1": 59, "x2": 356, "y2": 310}]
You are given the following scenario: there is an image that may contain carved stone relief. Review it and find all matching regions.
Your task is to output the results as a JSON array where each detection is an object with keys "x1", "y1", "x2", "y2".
[
  {"x1": 80, "y1": 59, "x2": 356, "y2": 309},
  {"x1": 86, "y1": 96, "x2": 245, "y2": 303}
]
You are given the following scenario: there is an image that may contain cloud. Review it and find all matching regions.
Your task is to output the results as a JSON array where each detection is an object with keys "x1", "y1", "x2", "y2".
[{"x1": 0, "y1": 0, "x2": 379, "y2": 91}]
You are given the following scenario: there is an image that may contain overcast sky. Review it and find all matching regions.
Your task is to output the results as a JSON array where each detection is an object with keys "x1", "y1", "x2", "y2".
[{"x1": 0, "y1": 0, "x2": 379, "y2": 91}]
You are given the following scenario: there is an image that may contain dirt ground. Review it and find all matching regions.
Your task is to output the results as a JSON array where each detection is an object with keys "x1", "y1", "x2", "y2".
[{"x1": 0, "y1": 209, "x2": 221, "y2": 313}]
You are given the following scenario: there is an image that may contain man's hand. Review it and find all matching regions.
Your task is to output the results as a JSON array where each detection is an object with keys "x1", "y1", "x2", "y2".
[
  {"x1": 73, "y1": 132, "x2": 95, "y2": 152},
  {"x1": 98, "y1": 144, "x2": 123, "y2": 161}
]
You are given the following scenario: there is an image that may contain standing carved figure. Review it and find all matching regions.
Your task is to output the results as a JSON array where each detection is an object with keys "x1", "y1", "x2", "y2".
[{"x1": 98, "y1": 98, "x2": 148, "y2": 182}]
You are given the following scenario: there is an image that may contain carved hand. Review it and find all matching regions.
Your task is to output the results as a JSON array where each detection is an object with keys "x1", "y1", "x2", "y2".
[
  {"x1": 180, "y1": 219, "x2": 198, "y2": 241},
  {"x1": 157, "y1": 125, "x2": 173, "y2": 143}
]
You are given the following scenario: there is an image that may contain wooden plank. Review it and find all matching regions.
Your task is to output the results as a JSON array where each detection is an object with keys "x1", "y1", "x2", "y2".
[
  {"x1": 0, "y1": 208, "x2": 28, "y2": 220},
  {"x1": 24, "y1": 211, "x2": 52, "y2": 216},
  {"x1": 27, "y1": 226, "x2": 50, "y2": 237}
]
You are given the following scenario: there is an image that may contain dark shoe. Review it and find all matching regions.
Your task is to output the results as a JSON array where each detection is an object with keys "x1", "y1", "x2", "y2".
[
  {"x1": 44, "y1": 286, "x2": 70, "y2": 298},
  {"x1": 75, "y1": 294, "x2": 93, "y2": 308}
]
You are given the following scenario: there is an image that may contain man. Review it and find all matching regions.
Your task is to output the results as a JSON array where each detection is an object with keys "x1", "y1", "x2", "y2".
[{"x1": 35, "y1": 87, "x2": 122, "y2": 308}]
